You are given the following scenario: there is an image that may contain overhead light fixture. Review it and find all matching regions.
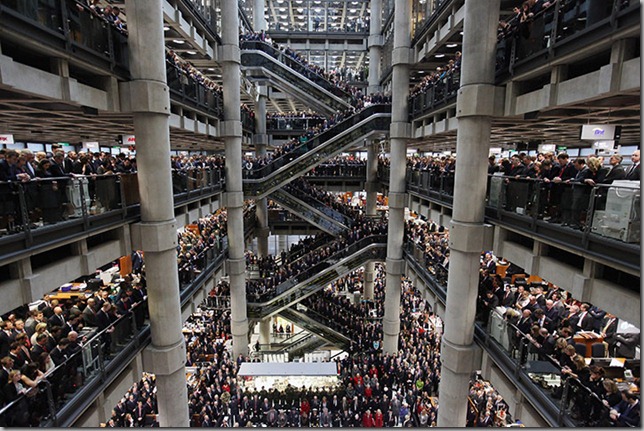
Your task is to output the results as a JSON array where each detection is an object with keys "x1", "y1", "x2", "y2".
[
  {"x1": 207, "y1": 68, "x2": 215, "y2": 71},
  {"x1": 186, "y1": 50, "x2": 197, "y2": 55},
  {"x1": 435, "y1": 53, "x2": 445, "y2": 58},
  {"x1": 446, "y1": 43, "x2": 458, "y2": 48},
  {"x1": 173, "y1": 39, "x2": 185, "y2": 44},
  {"x1": 163, "y1": 26, "x2": 170, "y2": 31}
]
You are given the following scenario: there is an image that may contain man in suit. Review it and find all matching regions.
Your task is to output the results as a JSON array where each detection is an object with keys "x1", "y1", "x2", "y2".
[
  {"x1": 82, "y1": 298, "x2": 99, "y2": 327},
  {"x1": 575, "y1": 303, "x2": 595, "y2": 332},
  {"x1": 0, "y1": 320, "x2": 15, "y2": 358},
  {"x1": 50, "y1": 338, "x2": 70, "y2": 366},
  {"x1": 48, "y1": 306, "x2": 67, "y2": 329},
  {"x1": 610, "y1": 390, "x2": 640, "y2": 427},
  {"x1": 597, "y1": 154, "x2": 626, "y2": 184},
  {"x1": 625, "y1": 150, "x2": 640, "y2": 181},
  {"x1": 600, "y1": 313, "x2": 619, "y2": 354}
]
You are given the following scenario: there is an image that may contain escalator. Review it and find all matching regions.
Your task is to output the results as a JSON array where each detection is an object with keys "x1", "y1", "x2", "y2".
[
  {"x1": 277, "y1": 334, "x2": 328, "y2": 359},
  {"x1": 269, "y1": 188, "x2": 349, "y2": 236},
  {"x1": 279, "y1": 307, "x2": 352, "y2": 350},
  {"x1": 247, "y1": 234, "x2": 387, "y2": 319},
  {"x1": 282, "y1": 180, "x2": 355, "y2": 228},
  {"x1": 240, "y1": 40, "x2": 354, "y2": 115},
  {"x1": 243, "y1": 104, "x2": 391, "y2": 199}
]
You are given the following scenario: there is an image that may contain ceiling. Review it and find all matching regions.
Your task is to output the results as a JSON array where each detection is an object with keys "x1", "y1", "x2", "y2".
[{"x1": 0, "y1": 0, "x2": 639, "y2": 154}]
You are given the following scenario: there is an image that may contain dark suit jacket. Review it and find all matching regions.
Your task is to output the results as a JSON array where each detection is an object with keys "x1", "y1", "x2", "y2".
[
  {"x1": 598, "y1": 165, "x2": 626, "y2": 184},
  {"x1": 613, "y1": 399, "x2": 640, "y2": 427},
  {"x1": 625, "y1": 163, "x2": 640, "y2": 181}
]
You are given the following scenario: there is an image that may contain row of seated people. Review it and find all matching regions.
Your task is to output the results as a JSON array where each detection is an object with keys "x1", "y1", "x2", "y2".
[
  {"x1": 306, "y1": 155, "x2": 367, "y2": 177},
  {"x1": 245, "y1": 216, "x2": 387, "y2": 302},
  {"x1": 405, "y1": 214, "x2": 640, "y2": 426},
  {"x1": 242, "y1": 94, "x2": 391, "y2": 177},
  {"x1": 109, "y1": 269, "x2": 452, "y2": 427},
  {"x1": 0, "y1": 270, "x2": 148, "y2": 427}
]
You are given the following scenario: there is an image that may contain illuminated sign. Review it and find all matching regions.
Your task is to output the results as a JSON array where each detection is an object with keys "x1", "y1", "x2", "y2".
[
  {"x1": 580, "y1": 125, "x2": 620, "y2": 141},
  {"x1": 0, "y1": 134, "x2": 15, "y2": 144}
]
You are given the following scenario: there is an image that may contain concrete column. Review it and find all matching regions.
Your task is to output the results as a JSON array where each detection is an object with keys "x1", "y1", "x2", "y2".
[
  {"x1": 221, "y1": 0, "x2": 249, "y2": 358},
  {"x1": 363, "y1": 142, "x2": 379, "y2": 300},
  {"x1": 123, "y1": 0, "x2": 188, "y2": 426},
  {"x1": 254, "y1": 91, "x2": 270, "y2": 257},
  {"x1": 259, "y1": 318, "x2": 271, "y2": 348},
  {"x1": 382, "y1": 0, "x2": 411, "y2": 354},
  {"x1": 253, "y1": 0, "x2": 267, "y2": 31},
  {"x1": 368, "y1": 0, "x2": 383, "y2": 94},
  {"x1": 437, "y1": 0, "x2": 500, "y2": 427}
]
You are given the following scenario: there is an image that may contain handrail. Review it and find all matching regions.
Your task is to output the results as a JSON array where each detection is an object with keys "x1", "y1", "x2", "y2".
[
  {"x1": 239, "y1": 40, "x2": 356, "y2": 103},
  {"x1": 244, "y1": 104, "x2": 391, "y2": 179}
]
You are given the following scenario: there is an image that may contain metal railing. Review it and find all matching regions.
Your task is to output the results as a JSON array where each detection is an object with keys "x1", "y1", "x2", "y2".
[
  {"x1": 243, "y1": 104, "x2": 391, "y2": 197},
  {"x1": 0, "y1": 169, "x2": 225, "y2": 256}
]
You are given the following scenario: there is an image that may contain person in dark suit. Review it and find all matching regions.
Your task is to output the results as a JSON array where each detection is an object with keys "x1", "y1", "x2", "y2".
[
  {"x1": 49, "y1": 338, "x2": 70, "y2": 366},
  {"x1": 600, "y1": 313, "x2": 618, "y2": 353},
  {"x1": 575, "y1": 303, "x2": 595, "y2": 332},
  {"x1": 624, "y1": 150, "x2": 640, "y2": 181},
  {"x1": 597, "y1": 154, "x2": 626, "y2": 184},
  {"x1": 610, "y1": 390, "x2": 640, "y2": 427}
]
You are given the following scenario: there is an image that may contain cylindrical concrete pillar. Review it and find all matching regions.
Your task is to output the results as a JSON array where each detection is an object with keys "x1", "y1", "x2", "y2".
[
  {"x1": 222, "y1": 0, "x2": 249, "y2": 358},
  {"x1": 253, "y1": 0, "x2": 267, "y2": 31},
  {"x1": 259, "y1": 318, "x2": 271, "y2": 347},
  {"x1": 437, "y1": 0, "x2": 500, "y2": 427},
  {"x1": 363, "y1": 142, "x2": 379, "y2": 300},
  {"x1": 124, "y1": 0, "x2": 188, "y2": 426},
  {"x1": 368, "y1": 0, "x2": 383, "y2": 94},
  {"x1": 254, "y1": 94, "x2": 270, "y2": 257},
  {"x1": 382, "y1": 0, "x2": 411, "y2": 354}
]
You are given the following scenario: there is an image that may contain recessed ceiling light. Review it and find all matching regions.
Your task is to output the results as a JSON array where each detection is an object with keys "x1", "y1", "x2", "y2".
[
  {"x1": 173, "y1": 39, "x2": 185, "y2": 44},
  {"x1": 163, "y1": 26, "x2": 170, "y2": 31},
  {"x1": 208, "y1": 68, "x2": 215, "y2": 71},
  {"x1": 446, "y1": 43, "x2": 458, "y2": 48},
  {"x1": 435, "y1": 53, "x2": 445, "y2": 58},
  {"x1": 186, "y1": 50, "x2": 197, "y2": 55}
]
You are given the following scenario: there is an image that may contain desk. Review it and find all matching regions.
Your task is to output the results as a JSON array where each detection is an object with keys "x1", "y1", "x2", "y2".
[
  {"x1": 50, "y1": 283, "x2": 92, "y2": 301},
  {"x1": 574, "y1": 332, "x2": 604, "y2": 357}
]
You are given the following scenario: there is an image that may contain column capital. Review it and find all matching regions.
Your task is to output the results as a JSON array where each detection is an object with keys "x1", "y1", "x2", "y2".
[
  {"x1": 220, "y1": 120, "x2": 243, "y2": 138},
  {"x1": 440, "y1": 339, "x2": 479, "y2": 374},
  {"x1": 392, "y1": 47, "x2": 412, "y2": 66},
  {"x1": 218, "y1": 44, "x2": 240, "y2": 63},
  {"x1": 120, "y1": 80, "x2": 170, "y2": 115},
  {"x1": 368, "y1": 34, "x2": 384, "y2": 48},
  {"x1": 389, "y1": 122, "x2": 411, "y2": 139},
  {"x1": 142, "y1": 340, "x2": 186, "y2": 376},
  {"x1": 223, "y1": 191, "x2": 244, "y2": 208},
  {"x1": 385, "y1": 257, "x2": 406, "y2": 275},
  {"x1": 253, "y1": 133, "x2": 269, "y2": 146},
  {"x1": 227, "y1": 257, "x2": 246, "y2": 276},
  {"x1": 131, "y1": 220, "x2": 178, "y2": 252},
  {"x1": 456, "y1": 84, "x2": 499, "y2": 118},
  {"x1": 448, "y1": 220, "x2": 492, "y2": 253},
  {"x1": 387, "y1": 192, "x2": 407, "y2": 209}
]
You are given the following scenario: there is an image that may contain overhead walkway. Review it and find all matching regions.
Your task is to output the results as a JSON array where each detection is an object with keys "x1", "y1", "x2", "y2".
[
  {"x1": 243, "y1": 104, "x2": 391, "y2": 199},
  {"x1": 279, "y1": 307, "x2": 352, "y2": 350},
  {"x1": 247, "y1": 234, "x2": 387, "y2": 319},
  {"x1": 269, "y1": 188, "x2": 350, "y2": 236},
  {"x1": 240, "y1": 40, "x2": 354, "y2": 115}
]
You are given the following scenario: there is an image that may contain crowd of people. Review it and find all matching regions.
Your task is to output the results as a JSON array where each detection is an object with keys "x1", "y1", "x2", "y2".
[
  {"x1": 284, "y1": 178, "x2": 361, "y2": 222},
  {"x1": 477, "y1": 249, "x2": 640, "y2": 426},
  {"x1": 78, "y1": 0, "x2": 128, "y2": 34},
  {"x1": 402, "y1": 150, "x2": 640, "y2": 232},
  {"x1": 245, "y1": 216, "x2": 387, "y2": 303},
  {"x1": 306, "y1": 155, "x2": 367, "y2": 177},
  {"x1": 409, "y1": 52, "x2": 461, "y2": 100},
  {"x1": 299, "y1": 266, "x2": 384, "y2": 354},
  {"x1": 108, "y1": 261, "x2": 452, "y2": 427},
  {"x1": 0, "y1": 269, "x2": 148, "y2": 427},
  {"x1": 404, "y1": 212, "x2": 640, "y2": 427}
]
